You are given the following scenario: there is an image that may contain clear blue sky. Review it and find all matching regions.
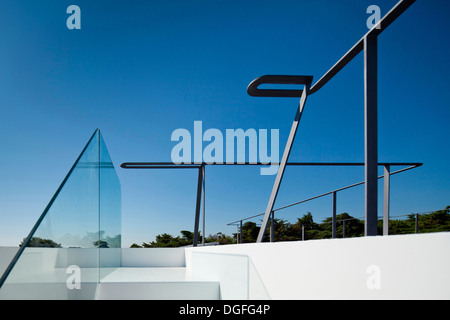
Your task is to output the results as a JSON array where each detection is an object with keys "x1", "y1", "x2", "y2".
[{"x1": 0, "y1": 0, "x2": 449, "y2": 247}]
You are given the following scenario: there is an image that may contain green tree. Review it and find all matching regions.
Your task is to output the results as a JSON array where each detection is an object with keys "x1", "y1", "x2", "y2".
[
  {"x1": 93, "y1": 240, "x2": 109, "y2": 248},
  {"x1": 128, "y1": 207, "x2": 450, "y2": 247},
  {"x1": 206, "y1": 232, "x2": 235, "y2": 245},
  {"x1": 317, "y1": 213, "x2": 364, "y2": 239},
  {"x1": 338, "y1": 213, "x2": 364, "y2": 238},
  {"x1": 298, "y1": 212, "x2": 316, "y2": 229},
  {"x1": 136, "y1": 231, "x2": 200, "y2": 247},
  {"x1": 268, "y1": 218, "x2": 296, "y2": 242},
  {"x1": 20, "y1": 237, "x2": 62, "y2": 248},
  {"x1": 292, "y1": 212, "x2": 319, "y2": 240},
  {"x1": 180, "y1": 230, "x2": 194, "y2": 242},
  {"x1": 240, "y1": 221, "x2": 260, "y2": 243}
]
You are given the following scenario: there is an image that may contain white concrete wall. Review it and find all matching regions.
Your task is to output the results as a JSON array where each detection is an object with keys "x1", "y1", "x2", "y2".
[
  {"x1": 0, "y1": 247, "x2": 19, "y2": 278},
  {"x1": 188, "y1": 251, "x2": 251, "y2": 300},
  {"x1": 3, "y1": 233, "x2": 449, "y2": 300},
  {"x1": 121, "y1": 248, "x2": 185, "y2": 267},
  {"x1": 186, "y1": 232, "x2": 450, "y2": 300},
  {"x1": 0, "y1": 247, "x2": 186, "y2": 300}
]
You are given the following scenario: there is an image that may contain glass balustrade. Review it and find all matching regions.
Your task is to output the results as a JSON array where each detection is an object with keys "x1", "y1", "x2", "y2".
[{"x1": 0, "y1": 129, "x2": 121, "y2": 299}]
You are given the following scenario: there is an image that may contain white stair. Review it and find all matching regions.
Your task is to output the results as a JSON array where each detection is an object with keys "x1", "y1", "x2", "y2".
[{"x1": 96, "y1": 267, "x2": 220, "y2": 300}]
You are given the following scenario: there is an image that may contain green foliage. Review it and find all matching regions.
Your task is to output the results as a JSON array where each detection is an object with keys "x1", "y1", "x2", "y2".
[
  {"x1": 131, "y1": 230, "x2": 237, "y2": 248},
  {"x1": 241, "y1": 221, "x2": 260, "y2": 243},
  {"x1": 206, "y1": 232, "x2": 235, "y2": 245},
  {"x1": 237, "y1": 207, "x2": 450, "y2": 242},
  {"x1": 93, "y1": 240, "x2": 109, "y2": 248},
  {"x1": 318, "y1": 213, "x2": 365, "y2": 239},
  {"x1": 20, "y1": 237, "x2": 62, "y2": 248},
  {"x1": 141, "y1": 232, "x2": 192, "y2": 248},
  {"x1": 388, "y1": 207, "x2": 450, "y2": 234},
  {"x1": 19, "y1": 233, "x2": 121, "y2": 248},
  {"x1": 130, "y1": 207, "x2": 450, "y2": 247},
  {"x1": 131, "y1": 230, "x2": 211, "y2": 248}
]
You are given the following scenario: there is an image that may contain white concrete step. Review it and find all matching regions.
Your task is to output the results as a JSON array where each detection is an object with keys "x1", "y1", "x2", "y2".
[{"x1": 96, "y1": 267, "x2": 220, "y2": 300}]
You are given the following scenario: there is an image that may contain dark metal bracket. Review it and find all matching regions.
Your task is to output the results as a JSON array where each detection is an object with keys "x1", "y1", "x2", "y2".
[{"x1": 247, "y1": 75, "x2": 313, "y2": 98}]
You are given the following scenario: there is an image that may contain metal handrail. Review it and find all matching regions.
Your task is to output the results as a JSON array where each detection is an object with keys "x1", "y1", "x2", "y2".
[
  {"x1": 121, "y1": 0, "x2": 418, "y2": 244},
  {"x1": 227, "y1": 162, "x2": 422, "y2": 242},
  {"x1": 121, "y1": 161, "x2": 422, "y2": 243},
  {"x1": 248, "y1": 0, "x2": 417, "y2": 241},
  {"x1": 227, "y1": 163, "x2": 421, "y2": 225},
  {"x1": 309, "y1": 0, "x2": 415, "y2": 95},
  {"x1": 240, "y1": 209, "x2": 449, "y2": 242}
]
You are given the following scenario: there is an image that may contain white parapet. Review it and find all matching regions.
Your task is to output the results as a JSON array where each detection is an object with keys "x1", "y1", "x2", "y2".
[
  {"x1": 185, "y1": 232, "x2": 450, "y2": 300},
  {"x1": 0, "y1": 247, "x2": 210, "y2": 300},
  {"x1": 0, "y1": 247, "x2": 18, "y2": 277},
  {"x1": 121, "y1": 247, "x2": 185, "y2": 267},
  {"x1": 2, "y1": 233, "x2": 449, "y2": 300}
]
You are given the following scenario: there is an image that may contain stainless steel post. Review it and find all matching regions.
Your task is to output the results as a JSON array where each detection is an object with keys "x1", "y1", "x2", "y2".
[
  {"x1": 270, "y1": 211, "x2": 274, "y2": 242},
  {"x1": 193, "y1": 165, "x2": 204, "y2": 246},
  {"x1": 383, "y1": 164, "x2": 390, "y2": 235},
  {"x1": 364, "y1": 34, "x2": 379, "y2": 236},
  {"x1": 332, "y1": 191, "x2": 337, "y2": 239},
  {"x1": 240, "y1": 220, "x2": 243, "y2": 243},
  {"x1": 202, "y1": 165, "x2": 206, "y2": 246}
]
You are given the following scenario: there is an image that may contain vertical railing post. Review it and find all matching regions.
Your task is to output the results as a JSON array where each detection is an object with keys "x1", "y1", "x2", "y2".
[
  {"x1": 332, "y1": 191, "x2": 337, "y2": 239},
  {"x1": 364, "y1": 34, "x2": 379, "y2": 236},
  {"x1": 302, "y1": 225, "x2": 305, "y2": 241},
  {"x1": 383, "y1": 164, "x2": 390, "y2": 235},
  {"x1": 270, "y1": 211, "x2": 275, "y2": 242},
  {"x1": 415, "y1": 213, "x2": 419, "y2": 233},
  {"x1": 240, "y1": 220, "x2": 243, "y2": 244},
  {"x1": 342, "y1": 220, "x2": 346, "y2": 238},
  {"x1": 193, "y1": 164, "x2": 204, "y2": 247},
  {"x1": 202, "y1": 165, "x2": 206, "y2": 246}
]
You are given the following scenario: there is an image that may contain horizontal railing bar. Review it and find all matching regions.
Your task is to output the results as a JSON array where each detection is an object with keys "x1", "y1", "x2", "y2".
[
  {"x1": 121, "y1": 162, "x2": 201, "y2": 168},
  {"x1": 122, "y1": 165, "x2": 201, "y2": 169},
  {"x1": 121, "y1": 162, "x2": 423, "y2": 168}
]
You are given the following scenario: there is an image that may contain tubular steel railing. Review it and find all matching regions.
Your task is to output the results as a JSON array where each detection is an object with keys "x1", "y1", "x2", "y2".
[
  {"x1": 230, "y1": 209, "x2": 450, "y2": 243},
  {"x1": 121, "y1": 0, "x2": 419, "y2": 245},
  {"x1": 226, "y1": 163, "x2": 422, "y2": 242},
  {"x1": 247, "y1": 0, "x2": 417, "y2": 241}
]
